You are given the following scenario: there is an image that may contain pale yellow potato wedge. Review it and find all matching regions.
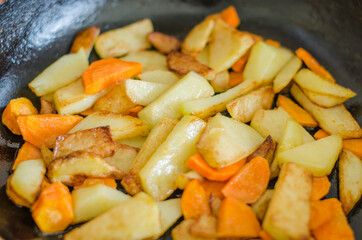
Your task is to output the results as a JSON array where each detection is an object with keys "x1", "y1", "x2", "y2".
[
  {"x1": 10, "y1": 159, "x2": 45, "y2": 204},
  {"x1": 156, "y1": 198, "x2": 182, "y2": 237},
  {"x1": 93, "y1": 84, "x2": 136, "y2": 114},
  {"x1": 69, "y1": 111, "x2": 149, "y2": 141},
  {"x1": 251, "y1": 189, "x2": 274, "y2": 221},
  {"x1": 273, "y1": 55, "x2": 302, "y2": 93},
  {"x1": 182, "y1": 18, "x2": 215, "y2": 57},
  {"x1": 278, "y1": 135, "x2": 342, "y2": 177},
  {"x1": 180, "y1": 79, "x2": 259, "y2": 119},
  {"x1": 72, "y1": 184, "x2": 130, "y2": 224},
  {"x1": 291, "y1": 84, "x2": 362, "y2": 139},
  {"x1": 6, "y1": 174, "x2": 32, "y2": 208},
  {"x1": 247, "y1": 135, "x2": 276, "y2": 165},
  {"x1": 140, "y1": 115, "x2": 206, "y2": 201},
  {"x1": 339, "y1": 149, "x2": 362, "y2": 214},
  {"x1": 117, "y1": 137, "x2": 146, "y2": 149},
  {"x1": 227, "y1": 86, "x2": 274, "y2": 123},
  {"x1": 138, "y1": 70, "x2": 179, "y2": 84},
  {"x1": 53, "y1": 126, "x2": 116, "y2": 159},
  {"x1": 209, "y1": 19, "x2": 254, "y2": 73},
  {"x1": 122, "y1": 117, "x2": 178, "y2": 195},
  {"x1": 197, "y1": 114, "x2": 264, "y2": 168},
  {"x1": 174, "y1": 170, "x2": 203, "y2": 190},
  {"x1": 138, "y1": 72, "x2": 214, "y2": 128},
  {"x1": 294, "y1": 68, "x2": 356, "y2": 99},
  {"x1": 120, "y1": 50, "x2": 168, "y2": 71},
  {"x1": 48, "y1": 151, "x2": 123, "y2": 186},
  {"x1": 29, "y1": 50, "x2": 88, "y2": 96},
  {"x1": 302, "y1": 87, "x2": 348, "y2": 108},
  {"x1": 210, "y1": 70, "x2": 230, "y2": 93},
  {"x1": 94, "y1": 19, "x2": 153, "y2": 58},
  {"x1": 65, "y1": 192, "x2": 161, "y2": 240},
  {"x1": 263, "y1": 163, "x2": 312, "y2": 240},
  {"x1": 104, "y1": 143, "x2": 139, "y2": 173},
  {"x1": 251, "y1": 107, "x2": 315, "y2": 143},
  {"x1": 124, "y1": 79, "x2": 170, "y2": 106},
  {"x1": 42, "y1": 93, "x2": 54, "y2": 103},
  {"x1": 195, "y1": 45, "x2": 209, "y2": 66},
  {"x1": 244, "y1": 41, "x2": 293, "y2": 84}
]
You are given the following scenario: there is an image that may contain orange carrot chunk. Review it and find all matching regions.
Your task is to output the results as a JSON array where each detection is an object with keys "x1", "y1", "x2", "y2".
[
  {"x1": 222, "y1": 156, "x2": 270, "y2": 204},
  {"x1": 231, "y1": 51, "x2": 250, "y2": 72},
  {"x1": 343, "y1": 138, "x2": 362, "y2": 159},
  {"x1": 17, "y1": 114, "x2": 83, "y2": 148},
  {"x1": 2, "y1": 97, "x2": 38, "y2": 135},
  {"x1": 12, "y1": 142, "x2": 41, "y2": 170},
  {"x1": 229, "y1": 72, "x2": 244, "y2": 87},
  {"x1": 31, "y1": 181, "x2": 73, "y2": 233},
  {"x1": 201, "y1": 180, "x2": 227, "y2": 201},
  {"x1": 260, "y1": 230, "x2": 274, "y2": 240},
  {"x1": 309, "y1": 199, "x2": 335, "y2": 230},
  {"x1": 265, "y1": 39, "x2": 281, "y2": 47},
  {"x1": 220, "y1": 6, "x2": 240, "y2": 28},
  {"x1": 73, "y1": 177, "x2": 117, "y2": 190},
  {"x1": 181, "y1": 179, "x2": 210, "y2": 219},
  {"x1": 311, "y1": 176, "x2": 331, "y2": 201},
  {"x1": 187, "y1": 154, "x2": 246, "y2": 181},
  {"x1": 295, "y1": 48, "x2": 335, "y2": 83},
  {"x1": 311, "y1": 198, "x2": 354, "y2": 240},
  {"x1": 314, "y1": 129, "x2": 329, "y2": 140},
  {"x1": 82, "y1": 58, "x2": 142, "y2": 95},
  {"x1": 276, "y1": 95, "x2": 318, "y2": 127},
  {"x1": 218, "y1": 197, "x2": 261, "y2": 238}
]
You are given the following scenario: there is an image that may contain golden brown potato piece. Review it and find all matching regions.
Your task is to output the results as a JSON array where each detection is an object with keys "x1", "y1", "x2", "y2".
[
  {"x1": 40, "y1": 97, "x2": 56, "y2": 114},
  {"x1": 247, "y1": 135, "x2": 276, "y2": 165},
  {"x1": 48, "y1": 151, "x2": 123, "y2": 186},
  {"x1": 251, "y1": 189, "x2": 274, "y2": 221},
  {"x1": 167, "y1": 51, "x2": 215, "y2": 80},
  {"x1": 147, "y1": 32, "x2": 181, "y2": 54},
  {"x1": 227, "y1": 86, "x2": 274, "y2": 123},
  {"x1": 190, "y1": 214, "x2": 218, "y2": 238},
  {"x1": 120, "y1": 50, "x2": 168, "y2": 72},
  {"x1": 104, "y1": 143, "x2": 139, "y2": 173},
  {"x1": 172, "y1": 219, "x2": 215, "y2": 240},
  {"x1": 53, "y1": 126, "x2": 116, "y2": 159},
  {"x1": 40, "y1": 144, "x2": 53, "y2": 167},
  {"x1": 69, "y1": 26, "x2": 100, "y2": 56}
]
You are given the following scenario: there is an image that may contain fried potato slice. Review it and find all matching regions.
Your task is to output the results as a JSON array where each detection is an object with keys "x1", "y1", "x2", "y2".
[
  {"x1": 40, "y1": 97, "x2": 56, "y2": 114},
  {"x1": 168, "y1": 51, "x2": 215, "y2": 80},
  {"x1": 182, "y1": 18, "x2": 215, "y2": 57},
  {"x1": 147, "y1": 32, "x2": 181, "y2": 54},
  {"x1": 189, "y1": 214, "x2": 218, "y2": 238},
  {"x1": 273, "y1": 55, "x2": 302, "y2": 93},
  {"x1": 227, "y1": 86, "x2": 274, "y2": 123},
  {"x1": 120, "y1": 50, "x2": 168, "y2": 71},
  {"x1": 48, "y1": 151, "x2": 123, "y2": 186},
  {"x1": 209, "y1": 19, "x2": 254, "y2": 73},
  {"x1": 138, "y1": 70, "x2": 179, "y2": 84},
  {"x1": 251, "y1": 189, "x2": 274, "y2": 221},
  {"x1": 339, "y1": 149, "x2": 362, "y2": 214},
  {"x1": 104, "y1": 143, "x2": 139, "y2": 173},
  {"x1": 69, "y1": 26, "x2": 100, "y2": 56},
  {"x1": 210, "y1": 70, "x2": 230, "y2": 93},
  {"x1": 53, "y1": 126, "x2": 116, "y2": 159},
  {"x1": 6, "y1": 174, "x2": 32, "y2": 208},
  {"x1": 156, "y1": 198, "x2": 183, "y2": 238},
  {"x1": 247, "y1": 135, "x2": 276, "y2": 165},
  {"x1": 95, "y1": 19, "x2": 153, "y2": 58},
  {"x1": 172, "y1": 219, "x2": 215, "y2": 240},
  {"x1": 195, "y1": 45, "x2": 209, "y2": 66},
  {"x1": 69, "y1": 111, "x2": 149, "y2": 141},
  {"x1": 302, "y1": 87, "x2": 348, "y2": 108},
  {"x1": 291, "y1": 84, "x2": 362, "y2": 139},
  {"x1": 40, "y1": 144, "x2": 53, "y2": 167}
]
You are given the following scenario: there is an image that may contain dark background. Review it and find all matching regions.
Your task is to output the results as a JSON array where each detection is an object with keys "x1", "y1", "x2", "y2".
[{"x1": 0, "y1": 0, "x2": 361, "y2": 239}]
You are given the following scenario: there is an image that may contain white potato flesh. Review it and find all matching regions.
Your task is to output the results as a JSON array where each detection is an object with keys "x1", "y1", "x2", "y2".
[
  {"x1": 140, "y1": 115, "x2": 206, "y2": 201},
  {"x1": 104, "y1": 143, "x2": 139, "y2": 173},
  {"x1": 138, "y1": 70, "x2": 179, "y2": 85},
  {"x1": 10, "y1": 159, "x2": 45, "y2": 203},
  {"x1": 195, "y1": 45, "x2": 210, "y2": 66},
  {"x1": 94, "y1": 19, "x2": 153, "y2": 58},
  {"x1": 117, "y1": 137, "x2": 146, "y2": 149},
  {"x1": 29, "y1": 50, "x2": 88, "y2": 96},
  {"x1": 120, "y1": 50, "x2": 168, "y2": 72},
  {"x1": 273, "y1": 55, "x2": 302, "y2": 93},
  {"x1": 302, "y1": 87, "x2": 348, "y2": 108},
  {"x1": 156, "y1": 198, "x2": 182, "y2": 237},
  {"x1": 138, "y1": 72, "x2": 214, "y2": 128},
  {"x1": 72, "y1": 184, "x2": 130, "y2": 224}
]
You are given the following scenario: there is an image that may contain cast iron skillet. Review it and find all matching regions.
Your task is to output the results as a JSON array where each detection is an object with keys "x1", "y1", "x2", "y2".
[{"x1": 0, "y1": 0, "x2": 361, "y2": 239}]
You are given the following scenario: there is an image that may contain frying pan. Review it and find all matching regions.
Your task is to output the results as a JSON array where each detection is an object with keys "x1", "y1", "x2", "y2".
[{"x1": 0, "y1": 0, "x2": 361, "y2": 239}]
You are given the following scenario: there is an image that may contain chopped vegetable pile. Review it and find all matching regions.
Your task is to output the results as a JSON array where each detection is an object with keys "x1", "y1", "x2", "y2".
[{"x1": 3, "y1": 5, "x2": 361, "y2": 240}]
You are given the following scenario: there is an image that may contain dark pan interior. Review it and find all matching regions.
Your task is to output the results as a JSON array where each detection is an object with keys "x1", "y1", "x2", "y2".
[{"x1": 0, "y1": 0, "x2": 361, "y2": 239}]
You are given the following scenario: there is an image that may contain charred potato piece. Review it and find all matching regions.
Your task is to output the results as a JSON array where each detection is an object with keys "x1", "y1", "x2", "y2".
[{"x1": 147, "y1": 32, "x2": 181, "y2": 54}]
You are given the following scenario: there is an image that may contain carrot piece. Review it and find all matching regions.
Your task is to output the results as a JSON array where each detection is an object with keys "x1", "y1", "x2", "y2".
[
  {"x1": 220, "y1": 6, "x2": 240, "y2": 28},
  {"x1": 31, "y1": 181, "x2": 73, "y2": 233},
  {"x1": 12, "y1": 142, "x2": 41, "y2": 170},
  {"x1": 82, "y1": 58, "x2": 142, "y2": 95},
  {"x1": 73, "y1": 177, "x2": 117, "y2": 190},
  {"x1": 2, "y1": 97, "x2": 38, "y2": 135},
  {"x1": 265, "y1": 39, "x2": 281, "y2": 47},
  {"x1": 311, "y1": 176, "x2": 331, "y2": 201},
  {"x1": 295, "y1": 48, "x2": 335, "y2": 83},
  {"x1": 311, "y1": 198, "x2": 354, "y2": 240},
  {"x1": 260, "y1": 230, "x2": 273, "y2": 240},
  {"x1": 69, "y1": 26, "x2": 100, "y2": 56},
  {"x1": 222, "y1": 156, "x2": 270, "y2": 204},
  {"x1": 218, "y1": 197, "x2": 261, "y2": 238},
  {"x1": 342, "y1": 138, "x2": 362, "y2": 159},
  {"x1": 276, "y1": 95, "x2": 318, "y2": 127},
  {"x1": 79, "y1": 108, "x2": 95, "y2": 116},
  {"x1": 229, "y1": 71, "x2": 244, "y2": 87},
  {"x1": 309, "y1": 200, "x2": 335, "y2": 230},
  {"x1": 231, "y1": 51, "x2": 250, "y2": 72},
  {"x1": 314, "y1": 129, "x2": 329, "y2": 140},
  {"x1": 181, "y1": 179, "x2": 211, "y2": 219},
  {"x1": 17, "y1": 114, "x2": 83, "y2": 148},
  {"x1": 187, "y1": 154, "x2": 246, "y2": 181},
  {"x1": 201, "y1": 180, "x2": 226, "y2": 201}
]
